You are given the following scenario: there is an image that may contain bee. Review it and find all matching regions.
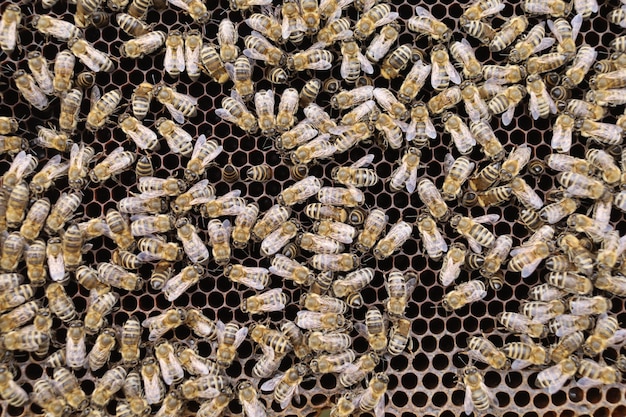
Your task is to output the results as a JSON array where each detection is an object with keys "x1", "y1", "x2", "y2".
[
  {"x1": 141, "y1": 308, "x2": 186, "y2": 343},
  {"x1": 246, "y1": 12, "x2": 283, "y2": 44},
  {"x1": 5, "y1": 180, "x2": 28, "y2": 230},
  {"x1": 250, "y1": 323, "x2": 293, "y2": 356},
  {"x1": 442, "y1": 279, "x2": 487, "y2": 311},
  {"x1": 226, "y1": 55, "x2": 254, "y2": 102},
  {"x1": 520, "y1": 299, "x2": 567, "y2": 324},
  {"x1": 387, "y1": 147, "x2": 421, "y2": 193},
  {"x1": 300, "y1": 292, "x2": 347, "y2": 314},
  {"x1": 0, "y1": 4, "x2": 21, "y2": 54},
  {"x1": 309, "y1": 252, "x2": 359, "y2": 272},
  {"x1": 310, "y1": 349, "x2": 357, "y2": 374},
  {"x1": 153, "y1": 118, "x2": 192, "y2": 157},
  {"x1": 0, "y1": 231, "x2": 25, "y2": 273},
  {"x1": 339, "y1": 39, "x2": 374, "y2": 84},
  {"x1": 43, "y1": 192, "x2": 81, "y2": 236},
  {"x1": 459, "y1": 83, "x2": 488, "y2": 124},
  {"x1": 354, "y1": 3, "x2": 398, "y2": 40},
  {"x1": 313, "y1": 220, "x2": 357, "y2": 246},
  {"x1": 177, "y1": 346, "x2": 220, "y2": 377},
  {"x1": 206, "y1": 219, "x2": 232, "y2": 266},
  {"x1": 278, "y1": 176, "x2": 323, "y2": 206},
  {"x1": 67, "y1": 38, "x2": 114, "y2": 73},
  {"x1": 548, "y1": 15, "x2": 582, "y2": 56},
  {"x1": 597, "y1": 231, "x2": 620, "y2": 270},
  {"x1": 298, "y1": 232, "x2": 345, "y2": 254},
  {"x1": 152, "y1": 340, "x2": 184, "y2": 386},
  {"x1": 538, "y1": 198, "x2": 577, "y2": 224},
  {"x1": 462, "y1": 19, "x2": 496, "y2": 44},
  {"x1": 254, "y1": 89, "x2": 276, "y2": 136},
  {"x1": 216, "y1": 93, "x2": 259, "y2": 134},
  {"x1": 64, "y1": 320, "x2": 86, "y2": 369},
  {"x1": 525, "y1": 74, "x2": 557, "y2": 120},
  {"x1": 154, "y1": 83, "x2": 198, "y2": 123},
  {"x1": 296, "y1": 310, "x2": 348, "y2": 332},
  {"x1": 138, "y1": 176, "x2": 187, "y2": 199},
  {"x1": 500, "y1": 144, "x2": 531, "y2": 181},
  {"x1": 281, "y1": 320, "x2": 310, "y2": 360},
  {"x1": 355, "y1": 208, "x2": 388, "y2": 252},
  {"x1": 240, "y1": 288, "x2": 287, "y2": 314},
  {"x1": 547, "y1": 112, "x2": 576, "y2": 152},
  {"x1": 487, "y1": 84, "x2": 527, "y2": 125},
  {"x1": 497, "y1": 312, "x2": 546, "y2": 338},
  {"x1": 196, "y1": 388, "x2": 233, "y2": 417},
  {"x1": 318, "y1": 185, "x2": 365, "y2": 207},
  {"x1": 545, "y1": 153, "x2": 592, "y2": 174},
  {"x1": 198, "y1": 44, "x2": 229, "y2": 84},
  {"x1": 162, "y1": 264, "x2": 204, "y2": 302},
  {"x1": 316, "y1": 16, "x2": 353, "y2": 45},
  {"x1": 26, "y1": 51, "x2": 54, "y2": 95},
  {"x1": 162, "y1": 30, "x2": 186, "y2": 78},
  {"x1": 304, "y1": 102, "x2": 337, "y2": 133},
  {"x1": 281, "y1": 0, "x2": 306, "y2": 43},
  {"x1": 305, "y1": 203, "x2": 348, "y2": 224},
  {"x1": 32, "y1": 15, "x2": 80, "y2": 41},
  {"x1": 105, "y1": 208, "x2": 134, "y2": 251},
  {"x1": 509, "y1": 22, "x2": 555, "y2": 63},
  {"x1": 576, "y1": 359, "x2": 621, "y2": 389},
  {"x1": 526, "y1": 52, "x2": 571, "y2": 77},
  {"x1": 483, "y1": 64, "x2": 526, "y2": 84},
  {"x1": 86, "y1": 88, "x2": 122, "y2": 132},
  {"x1": 366, "y1": 22, "x2": 400, "y2": 63},
  {"x1": 583, "y1": 314, "x2": 623, "y2": 356},
  {"x1": 252, "y1": 204, "x2": 292, "y2": 241},
  {"x1": 330, "y1": 391, "x2": 358, "y2": 417},
  {"x1": 53, "y1": 367, "x2": 89, "y2": 411},
  {"x1": 567, "y1": 213, "x2": 611, "y2": 242},
  {"x1": 547, "y1": 331, "x2": 584, "y2": 363},
  {"x1": 214, "y1": 321, "x2": 248, "y2": 368},
  {"x1": 368, "y1": 220, "x2": 411, "y2": 260},
  {"x1": 557, "y1": 171, "x2": 608, "y2": 199},
  {"x1": 119, "y1": 31, "x2": 167, "y2": 60},
  {"x1": 407, "y1": 5, "x2": 450, "y2": 42},
  {"x1": 246, "y1": 164, "x2": 273, "y2": 184},
  {"x1": 13, "y1": 70, "x2": 49, "y2": 111},
  {"x1": 180, "y1": 374, "x2": 230, "y2": 400},
  {"x1": 244, "y1": 31, "x2": 286, "y2": 67},
  {"x1": 586, "y1": 87, "x2": 626, "y2": 106},
  {"x1": 0, "y1": 365, "x2": 27, "y2": 407},
  {"x1": 267, "y1": 66, "x2": 289, "y2": 85},
  {"x1": 118, "y1": 194, "x2": 167, "y2": 215},
  {"x1": 83, "y1": 291, "x2": 119, "y2": 335},
  {"x1": 86, "y1": 328, "x2": 116, "y2": 372},
  {"x1": 181, "y1": 309, "x2": 217, "y2": 341},
  {"x1": 442, "y1": 112, "x2": 476, "y2": 155},
  {"x1": 380, "y1": 44, "x2": 414, "y2": 80},
  {"x1": 586, "y1": 148, "x2": 621, "y2": 184},
  {"x1": 522, "y1": 0, "x2": 572, "y2": 16},
  {"x1": 288, "y1": 44, "x2": 334, "y2": 73},
  {"x1": 356, "y1": 372, "x2": 388, "y2": 415},
  {"x1": 465, "y1": 336, "x2": 509, "y2": 371},
  {"x1": 237, "y1": 381, "x2": 266, "y2": 417},
  {"x1": 51, "y1": 50, "x2": 77, "y2": 95},
  {"x1": 91, "y1": 366, "x2": 127, "y2": 408},
  {"x1": 95, "y1": 262, "x2": 142, "y2": 293},
  {"x1": 307, "y1": 331, "x2": 351, "y2": 355},
  {"x1": 536, "y1": 357, "x2": 578, "y2": 394},
  {"x1": 0, "y1": 300, "x2": 37, "y2": 333},
  {"x1": 561, "y1": 45, "x2": 597, "y2": 88},
  {"x1": 404, "y1": 104, "x2": 435, "y2": 148},
  {"x1": 260, "y1": 363, "x2": 308, "y2": 409},
  {"x1": 116, "y1": 116, "x2": 157, "y2": 152},
  {"x1": 61, "y1": 224, "x2": 85, "y2": 272},
  {"x1": 415, "y1": 214, "x2": 447, "y2": 261},
  {"x1": 490, "y1": 15, "x2": 528, "y2": 52},
  {"x1": 226, "y1": 203, "x2": 259, "y2": 250},
  {"x1": 439, "y1": 155, "x2": 473, "y2": 201},
  {"x1": 90, "y1": 146, "x2": 136, "y2": 183},
  {"x1": 259, "y1": 219, "x2": 298, "y2": 257},
  {"x1": 123, "y1": 84, "x2": 153, "y2": 124},
  {"x1": 299, "y1": 0, "x2": 320, "y2": 35},
  {"x1": 0, "y1": 133, "x2": 24, "y2": 156},
  {"x1": 214, "y1": 18, "x2": 240, "y2": 64},
  {"x1": 428, "y1": 86, "x2": 463, "y2": 115},
  {"x1": 115, "y1": 12, "x2": 150, "y2": 36},
  {"x1": 501, "y1": 339, "x2": 549, "y2": 370}
]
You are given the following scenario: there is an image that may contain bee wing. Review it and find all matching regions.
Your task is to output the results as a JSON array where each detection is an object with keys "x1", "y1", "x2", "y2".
[
  {"x1": 164, "y1": 103, "x2": 186, "y2": 124},
  {"x1": 233, "y1": 326, "x2": 248, "y2": 348},
  {"x1": 533, "y1": 37, "x2": 556, "y2": 55},
  {"x1": 215, "y1": 320, "x2": 225, "y2": 344},
  {"x1": 466, "y1": 236, "x2": 482, "y2": 254},
  {"x1": 474, "y1": 214, "x2": 500, "y2": 224},
  {"x1": 415, "y1": 5, "x2": 434, "y2": 18},
  {"x1": 502, "y1": 105, "x2": 515, "y2": 126},
  {"x1": 90, "y1": 85, "x2": 101, "y2": 109},
  {"x1": 521, "y1": 258, "x2": 543, "y2": 278},
  {"x1": 215, "y1": 108, "x2": 238, "y2": 124},
  {"x1": 446, "y1": 61, "x2": 461, "y2": 85},
  {"x1": 443, "y1": 153, "x2": 455, "y2": 173},
  {"x1": 571, "y1": 13, "x2": 583, "y2": 39},
  {"x1": 307, "y1": 59, "x2": 333, "y2": 71},
  {"x1": 48, "y1": 253, "x2": 66, "y2": 282},
  {"x1": 431, "y1": 61, "x2": 445, "y2": 90},
  {"x1": 464, "y1": 384, "x2": 474, "y2": 416},
  {"x1": 607, "y1": 329, "x2": 626, "y2": 345},
  {"x1": 280, "y1": 384, "x2": 299, "y2": 409},
  {"x1": 243, "y1": 47, "x2": 269, "y2": 61},
  {"x1": 202, "y1": 145, "x2": 223, "y2": 166},
  {"x1": 237, "y1": 276, "x2": 267, "y2": 290},
  {"x1": 425, "y1": 117, "x2": 437, "y2": 138},
  {"x1": 374, "y1": 394, "x2": 385, "y2": 417},
  {"x1": 358, "y1": 51, "x2": 374, "y2": 75},
  {"x1": 551, "y1": 121, "x2": 572, "y2": 152},
  {"x1": 577, "y1": 377, "x2": 601, "y2": 389},
  {"x1": 352, "y1": 154, "x2": 375, "y2": 168},
  {"x1": 405, "y1": 165, "x2": 418, "y2": 193},
  {"x1": 191, "y1": 134, "x2": 207, "y2": 159},
  {"x1": 137, "y1": 251, "x2": 161, "y2": 262},
  {"x1": 547, "y1": 371, "x2": 571, "y2": 395},
  {"x1": 405, "y1": 120, "x2": 417, "y2": 142},
  {"x1": 260, "y1": 372, "x2": 284, "y2": 391},
  {"x1": 224, "y1": 62, "x2": 236, "y2": 80},
  {"x1": 546, "y1": 20, "x2": 562, "y2": 43}
]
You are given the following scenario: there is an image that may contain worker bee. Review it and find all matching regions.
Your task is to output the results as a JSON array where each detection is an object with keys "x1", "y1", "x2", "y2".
[
  {"x1": 548, "y1": 112, "x2": 576, "y2": 152},
  {"x1": 407, "y1": 5, "x2": 451, "y2": 42},
  {"x1": 235, "y1": 381, "x2": 266, "y2": 417},
  {"x1": 318, "y1": 185, "x2": 365, "y2": 207},
  {"x1": 163, "y1": 30, "x2": 186, "y2": 77},
  {"x1": 216, "y1": 93, "x2": 259, "y2": 134},
  {"x1": 0, "y1": 134, "x2": 25, "y2": 156},
  {"x1": 244, "y1": 31, "x2": 286, "y2": 67},
  {"x1": 65, "y1": 320, "x2": 86, "y2": 369},
  {"x1": 260, "y1": 363, "x2": 308, "y2": 409},
  {"x1": 0, "y1": 365, "x2": 26, "y2": 408},
  {"x1": 96, "y1": 263, "x2": 142, "y2": 294},
  {"x1": 338, "y1": 39, "x2": 373, "y2": 84},
  {"x1": 215, "y1": 321, "x2": 248, "y2": 368},
  {"x1": 562, "y1": 45, "x2": 597, "y2": 88},
  {"x1": 462, "y1": 19, "x2": 496, "y2": 44},
  {"x1": 487, "y1": 84, "x2": 527, "y2": 125},
  {"x1": 0, "y1": 232, "x2": 24, "y2": 273},
  {"x1": 85, "y1": 88, "x2": 122, "y2": 132},
  {"x1": 371, "y1": 220, "x2": 412, "y2": 261},
  {"x1": 154, "y1": 118, "x2": 192, "y2": 156},
  {"x1": 154, "y1": 83, "x2": 198, "y2": 123},
  {"x1": 525, "y1": 75, "x2": 557, "y2": 120},
  {"x1": 536, "y1": 357, "x2": 578, "y2": 394},
  {"x1": 90, "y1": 366, "x2": 127, "y2": 408},
  {"x1": 442, "y1": 280, "x2": 487, "y2": 311},
  {"x1": 388, "y1": 147, "x2": 421, "y2": 193},
  {"x1": 117, "y1": 114, "x2": 157, "y2": 151},
  {"x1": 428, "y1": 86, "x2": 463, "y2": 116},
  {"x1": 196, "y1": 387, "x2": 233, "y2": 417},
  {"x1": 522, "y1": 0, "x2": 572, "y2": 16},
  {"x1": 354, "y1": 3, "x2": 398, "y2": 40},
  {"x1": 557, "y1": 171, "x2": 608, "y2": 199},
  {"x1": 67, "y1": 38, "x2": 114, "y2": 73},
  {"x1": 260, "y1": 219, "x2": 299, "y2": 257},
  {"x1": 586, "y1": 148, "x2": 621, "y2": 184},
  {"x1": 206, "y1": 219, "x2": 232, "y2": 266},
  {"x1": 440, "y1": 155, "x2": 474, "y2": 201},
  {"x1": 466, "y1": 335, "x2": 509, "y2": 371},
  {"x1": 153, "y1": 339, "x2": 184, "y2": 386},
  {"x1": 52, "y1": 367, "x2": 88, "y2": 411},
  {"x1": 142, "y1": 308, "x2": 186, "y2": 343},
  {"x1": 176, "y1": 345, "x2": 220, "y2": 377},
  {"x1": 181, "y1": 309, "x2": 217, "y2": 341},
  {"x1": 225, "y1": 55, "x2": 254, "y2": 102},
  {"x1": 4, "y1": 180, "x2": 28, "y2": 230},
  {"x1": 459, "y1": 366, "x2": 497, "y2": 415},
  {"x1": 240, "y1": 288, "x2": 287, "y2": 315},
  {"x1": 355, "y1": 208, "x2": 388, "y2": 252},
  {"x1": 214, "y1": 18, "x2": 240, "y2": 64},
  {"x1": 490, "y1": 15, "x2": 528, "y2": 52},
  {"x1": 548, "y1": 15, "x2": 582, "y2": 56},
  {"x1": 461, "y1": 0, "x2": 505, "y2": 21},
  {"x1": 416, "y1": 214, "x2": 448, "y2": 261},
  {"x1": 32, "y1": 15, "x2": 80, "y2": 41},
  {"x1": 279, "y1": 0, "x2": 306, "y2": 43},
  {"x1": 180, "y1": 374, "x2": 230, "y2": 400},
  {"x1": 13, "y1": 70, "x2": 49, "y2": 111},
  {"x1": 251, "y1": 204, "x2": 292, "y2": 242},
  {"x1": 254, "y1": 89, "x2": 276, "y2": 136},
  {"x1": 298, "y1": 232, "x2": 345, "y2": 254},
  {"x1": 183, "y1": 136, "x2": 223, "y2": 183},
  {"x1": 404, "y1": 103, "x2": 435, "y2": 147},
  {"x1": 442, "y1": 112, "x2": 476, "y2": 155},
  {"x1": 296, "y1": 310, "x2": 348, "y2": 332},
  {"x1": 366, "y1": 22, "x2": 400, "y2": 63},
  {"x1": 510, "y1": 23, "x2": 554, "y2": 63},
  {"x1": 246, "y1": 12, "x2": 283, "y2": 44},
  {"x1": 116, "y1": 12, "x2": 151, "y2": 36},
  {"x1": 0, "y1": 4, "x2": 21, "y2": 54},
  {"x1": 309, "y1": 252, "x2": 359, "y2": 272},
  {"x1": 119, "y1": 31, "x2": 166, "y2": 60},
  {"x1": 501, "y1": 338, "x2": 549, "y2": 370},
  {"x1": 229, "y1": 203, "x2": 259, "y2": 249},
  {"x1": 51, "y1": 50, "x2": 76, "y2": 95},
  {"x1": 567, "y1": 213, "x2": 611, "y2": 242},
  {"x1": 162, "y1": 264, "x2": 205, "y2": 302},
  {"x1": 500, "y1": 144, "x2": 531, "y2": 181},
  {"x1": 520, "y1": 299, "x2": 567, "y2": 324},
  {"x1": 287, "y1": 44, "x2": 334, "y2": 73},
  {"x1": 271, "y1": 88, "x2": 299, "y2": 132},
  {"x1": 379, "y1": 44, "x2": 414, "y2": 80},
  {"x1": 200, "y1": 44, "x2": 229, "y2": 84},
  {"x1": 89, "y1": 146, "x2": 136, "y2": 183},
  {"x1": 583, "y1": 314, "x2": 624, "y2": 356},
  {"x1": 546, "y1": 331, "x2": 584, "y2": 364},
  {"x1": 277, "y1": 176, "x2": 322, "y2": 206},
  {"x1": 86, "y1": 328, "x2": 116, "y2": 372},
  {"x1": 23, "y1": 241, "x2": 46, "y2": 287},
  {"x1": 27, "y1": 51, "x2": 54, "y2": 95},
  {"x1": 497, "y1": 312, "x2": 546, "y2": 338},
  {"x1": 575, "y1": 359, "x2": 621, "y2": 389}
]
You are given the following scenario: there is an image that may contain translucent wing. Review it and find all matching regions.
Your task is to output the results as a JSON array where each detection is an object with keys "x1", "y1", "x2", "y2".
[
  {"x1": 464, "y1": 385, "x2": 474, "y2": 416},
  {"x1": 521, "y1": 258, "x2": 544, "y2": 278},
  {"x1": 534, "y1": 37, "x2": 556, "y2": 55},
  {"x1": 415, "y1": 6, "x2": 435, "y2": 18},
  {"x1": 405, "y1": 165, "x2": 418, "y2": 193},
  {"x1": 502, "y1": 105, "x2": 515, "y2": 126},
  {"x1": 164, "y1": 103, "x2": 185, "y2": 124},
  {"x1": 571, "y1": 14, "x2": 583, "y2": 39},
  {"x1": 358, "y1": 51, "x2": 374, "y2": 74},
  {"x1": 474, "y1": 214, "x2": 500, "y2": 224},
  {"x1": 446, "y1": 61, "x2": 461, "y2": 84},
  {"x1": 260, "y1": 372, "x2": 284, "y2": 391},
  {"x1": 352, "y1": 154, "x2": 375, "y2": 168}
]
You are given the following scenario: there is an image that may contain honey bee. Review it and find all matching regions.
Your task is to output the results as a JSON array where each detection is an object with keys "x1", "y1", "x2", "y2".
[
  {"x1": 43, "y1": 192, "x2": 81, "y2": 237},
  {"x1": 404, "y1": 103, "x2": 435, "y2": 148},
  {"x1": 442, "y1": 279, "x2": 487, "y2": 311},
  {"x1": 288, "y1": 44, "x2": 334, "y2": 73},
  {"x1": 126, "y1": 82, "x2": 153, "y2": 121},
  {"x1": 183, "y1": 137, "x2": 223, "y2": 182},
  {"x1": 67, "y1": 38, "x2": 114, "y2": 73},
  {"x1": 520, "y1": 299, "x2": 567, "y2": 325},
  {"x1": 597, "y1": 231, "x2": 620, "y2": 270},
  {"x1": 0, "y1": 231, "x2": 24, "y2": 272},
  {"x1": 234, "y1": 381, "x2": 265, "y2": 417},
  {"x1": 91, "y1": 366, "x2": 127, "y2": 408},
  {"x1": 576, "y1": 359, "x2": 621, "y2": 388},
  {"x1": 64, "y1": 320, "x2": 86, "y2": 369},
  {"x1": 0, "y1": 365, "x2": 27, "y2": 408},
  {"x1": 90, "y1": 146, "x2": 136, "y2": 183},
  {"x1": 355, "y1": 208, "x2": 387, "y2": 252},
  {"x1": 141, "y1": 308, "x2": 186, "y2": 343},
  {"x1": 258, "y1": 218, "x2": 298, "y2": 257},
  {"x1": 161, "y1": 264, "x2": 204, "y2": 302},
  {"x1": 251, "y1": 204, "x2": 291, "y2": 242},
  {"x1": 83, "y1": 291, "x2": 119, "y2": 335},
  {"x1": 4, "y1": 180, "x2": 28, "y2": 229},
  {"x1": 548, "y1": 112, "x2": 575, "y2": 152},
  {"x1": 378, "y1": 44, "x2": 414, "y2": 80},
  {"x1": 198, "y1": 44, "x2": 229, "y2": 84},
  {"x1": 373, "y1": 220, "x2": 412, "y2": 260},
  {"x1": 500, "y1": 144, "x2": 531, "y2": 181},
  {"x1": 583, "y1": 314, "x2": 624, "y2": 356},
  {"x1": 310, "y1": 253, "x2": 360, "y2": 272},
  {"x1": 587, "y1": 148, "x2": 621, "y2": 185},
  {"x1": 522, "y1": 0, "x2": 572, "y2": 16},
  {"x1": 277, "y1": 176, "x2": 322, "y2": 206},
  {"x1": 206, "y1": 219, "x2": 231, "y2": 266},
  {"x1": 13, "y1": 69, "x2": 50, "y2": 111},
  {"x1": 224, "y1": 55, "x2": 255, "y2": 102},
  {"x1": 155, "y1": 118, "x2": 194, "y2": 157},
  {"x1": 462, "y1": 19, "x2": 496, "y2": 44},
  {"x1": 95, "y1": 262, "x2": 142, "y2": 292},
  {"x1": 353, "y1": 3, "x2": 398, "y2": 40},
  {"x1": 366, "y1": 22, "x2": 400, "y2": 63},
  {"x1": 0, "y1": 134, "x2": 25, "y2": 156},
  {"x1": 415, "y1": 214, "x2": 447, "y2": 261},
  {"x1": 216, "y1": 92, "x2": 259, "y2": 134},
  {"x1": 0, "y1": 4, "x2": 21, "y2": 54},
  {"x1": 487, "y1": 84, "x2": 526, "y2": 125},
  {"x1": 260, "y1": 363, "x2": 308, "y2": 409},
  {"x1": 538, "y1": 198, "x2": 577, "y2": 224},
  {"x1": 86, "y1": 88, "x2": 122, "y2": 132},
  {"x1": 389, "y1": 147, "x2": 421, "y2": 193},
  {"x1": 0, "y1": 300, "x2": 37, "y2": 333},
  {"x1": 440, "y1": 155, "x2": 474, "y2": 201},
  {"x1": 459, "y1": 366, "x2": 497, "y2": 415},
  {"x1": 244, "y1": 31, "x2": 286, "y2": 67},
  {"x1": 32, "y1": 15, "x2": 80, "y2": 41},
  {"x1": 240, "y1": 288, "x2": 287, "y2": 314},
  {"x1": 562, "y1": 45, "x2": 597, "y2": 88},
  {"x1": 307, "y1": 331, "x2": 351, "y2": 355},
  {"x1": 428, "y1": 86, "x2": 463, "y2": 115},
  {"x1": 318, "y1": 185, "x2": 365, "y2": 208},
  {"x1": 214, "y1": 321, "x2": 248, "y2": 368},
  {"x1": 117, "y1": 115, "x2": 157, "y2": 151},
  {"x1": 246, "y1": 12, "x2": 283, "y2": 44},
  {"x1": 461, "y1": 0, "x2": 505, "y2": 21},
  {"x1": 53, "y1": 367, "x2": 89, "y2": 411},
  {"x1": 300, "y1": 292, "x2": 347, "y2": 314},
  {"x1": 547, "y1": 331, "x2": 584, "y2": 363},
  {"x1": 253, "y1": 89, "x2": 276, "y2": 136},
  {"x1": 490, "y1": 15, "x2": 528, "y2": 52},
  {"x1": 567, "y1": 213, "x2": 611, "y2": 242},
  {"x1": 177, "y1": 346, "x2": 220, "y2": 377},
  {"x1": 557, "y1": 171, "x2": 608, "y2": 199},
  {"x1": 27, "y1": 51, "x2": 54, "y2": 95},
  {"x1": 298, "y1": 232, "x2": 345, "y2": 254},
  {"x1": 536, "y1": 357, "x2": 578, "y2": 394},
  {"x1": 119, "y1": 31, "x2": 166, "y2": 60},
  {"x1": 442, "y1": 112, "x2": 476, "y2": 155},
  {"x1": 497, "y1": 312, "x2": 546, "y2": 338},
  {"x1": 465, "y1": 336, "x2": 509, "y2": 370},
  {"x1": 153, "y1": 340, "x2": 184, "y2": 386},
  {"x1": 88, "y1": 328, "x2": 117, "y2": 371},
  {"x1": 154, "y1": 83, "x2": 198, "y2": 124},
  {"x1": 51, "y1": 50, "x2": 77, "y2": 95},
  {"x1": 407, "y1": 5, "x2": 451, "y2": 42},
  {"x1": 296, "y1": 310, "x2": 348, "y2": 332},
  {"x1": 116, "y1": 12, "x2": 151, "y2": 36},
  {"x1": 502, "y1": 338, "x2": 549, "y2": 370}
]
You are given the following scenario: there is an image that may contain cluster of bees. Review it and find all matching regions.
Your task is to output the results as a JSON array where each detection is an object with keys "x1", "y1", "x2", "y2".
[{"x1": 2, "y1": 0, "x2": 626, "y2": 415}]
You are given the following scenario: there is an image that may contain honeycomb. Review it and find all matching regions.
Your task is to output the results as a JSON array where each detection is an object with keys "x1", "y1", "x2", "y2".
[{"x1": 0, "y1": 0, "x2": 626, "y2": 416}]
